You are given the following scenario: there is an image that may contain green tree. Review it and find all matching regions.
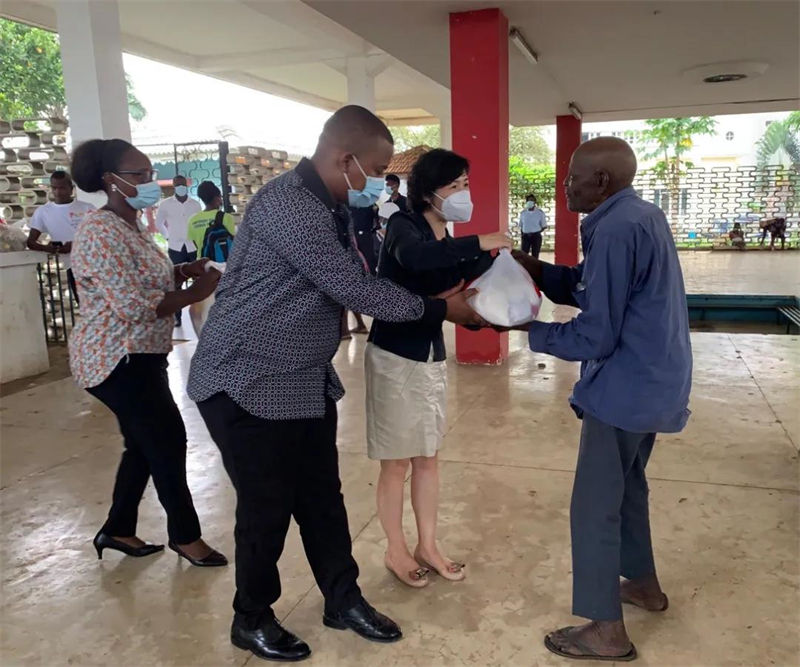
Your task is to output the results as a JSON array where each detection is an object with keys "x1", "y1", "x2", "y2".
[
  {"x1": 508, "y1": 157, "x2": 555, "y2": 233},
  {"x1": 389, "y1": 123, "x2": 551, "y2": 164},
  {"x1": 389, "y1": 125, "x2": 441, "y2": 151},
  {"x1": 638, "y1": 117, "x2": 717, "y2": 225},
  {"x1": 0, "y1": 18, "x2": 146, "y2": 122},
  {"x1": 509, "y1": 126, "x2": 552, "y2": 164},
  {"x1": 756, "y1": 114, "x2": 800, "y2": 168}
]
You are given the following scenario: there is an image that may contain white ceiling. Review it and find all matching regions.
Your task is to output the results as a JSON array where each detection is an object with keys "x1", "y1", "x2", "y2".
[
  {"x1": 1, "y1": 0, "x2": 449, "y2": 124},
  {"x1": 3, "y1": 0, "x2": 798, "y2": 126},
  {"x1": 306, "y1": 0, "x2": 800, "y2": 124}
]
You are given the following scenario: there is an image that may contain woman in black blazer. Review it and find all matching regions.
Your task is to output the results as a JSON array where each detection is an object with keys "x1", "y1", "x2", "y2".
[{"x1": 365, "y1": 149, "x2": 511, "y2": 587}]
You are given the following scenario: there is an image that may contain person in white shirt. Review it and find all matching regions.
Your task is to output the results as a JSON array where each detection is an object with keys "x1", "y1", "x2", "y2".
[
  {"x1": 519, "y1": 193, "x2": 547, "y2": 258},
  {"x1": 155, "y1": 174, "x2": 202, "y2": 326},
  {"x1": 26, "y1": 170, "x2": 95, "y2": 305}
]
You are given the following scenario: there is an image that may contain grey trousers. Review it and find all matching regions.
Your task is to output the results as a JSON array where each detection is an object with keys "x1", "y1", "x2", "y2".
[{"x1": 571, "y1": 413, "x2": 657, "y2": 621}]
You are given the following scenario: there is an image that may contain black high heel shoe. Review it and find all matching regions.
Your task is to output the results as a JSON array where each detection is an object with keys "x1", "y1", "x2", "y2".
[
  {"x1": 168, "y1": 541, "x2": 228, "y2": 567},
  {"x1": 93, "y1": 531, "x2": 164, "y2": 559}
]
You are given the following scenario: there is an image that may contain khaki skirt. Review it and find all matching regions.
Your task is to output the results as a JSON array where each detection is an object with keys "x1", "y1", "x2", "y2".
[{"x1": 365, "y1": 343, "x2": 448, "y2": 460}]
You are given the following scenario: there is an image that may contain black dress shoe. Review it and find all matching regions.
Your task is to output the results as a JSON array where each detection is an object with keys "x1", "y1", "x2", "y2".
[
  {"x1": 231, "y1": 614, "x2": 311, "y2": 662},
  {"x1": 168, "y1": 541, "x2": 228, "y2": 567},
  {"x1": 93, "y1": 531, "x2": 164, "y2": 559},
  {"x1": 323, "y1": 598, "x2": 402, "y2": 643}
]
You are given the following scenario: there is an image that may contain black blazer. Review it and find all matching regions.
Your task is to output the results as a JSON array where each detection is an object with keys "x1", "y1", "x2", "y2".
[{"x1": 369, "y1": 210, "x2": 493, "y2": 361}]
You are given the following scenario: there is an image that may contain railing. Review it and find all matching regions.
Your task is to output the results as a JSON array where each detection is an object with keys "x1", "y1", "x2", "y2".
[
  {"x1": 509, "y1": 164, "x2": 800, "y2": 250},
  {"x1": 37, "y1": 253, "x2": 77, "y2": 344}
]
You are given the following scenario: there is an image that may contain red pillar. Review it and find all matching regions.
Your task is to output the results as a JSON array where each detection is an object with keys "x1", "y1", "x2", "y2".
[
  {"x1": 555, "y1": 115, "x2": 582, "y2": 266},
  {"x1": 450, "y1": 8, "x2": 509, "y2": 365}
]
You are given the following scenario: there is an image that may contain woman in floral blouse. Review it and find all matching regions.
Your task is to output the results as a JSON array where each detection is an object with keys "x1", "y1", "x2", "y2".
[{"x1": 69, "y1": 138, "x2": 227, "y2": 567}]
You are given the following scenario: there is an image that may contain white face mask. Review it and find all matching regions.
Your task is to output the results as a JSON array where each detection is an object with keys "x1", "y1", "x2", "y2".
[{"x1": 434, "y1": 189, "x2": 473, "y2": 223}]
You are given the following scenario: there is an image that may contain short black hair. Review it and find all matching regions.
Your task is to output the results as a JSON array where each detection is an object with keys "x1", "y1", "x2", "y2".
[
  {"x1": 71, "y1": 138, "x2": 135, "y2": 193},
  {"x1": 526, "y1": 193, "x2": 537, "y2": 203},
  {"x1": 407, "y1": 149, "x2": 469, "y2": 213},
  {"x1": 385, "y1": 174, "x2": 400, "y2": 185},
  {"x1": 50, "y1": 170, "x2": 72, "y2": 185},
  {"x1": 197, "y1": 180, "x2": 221, "y2": 205},
  {"x1": 318, "y1": 105, "x2": 394, "y2": 153},
  {"x1": 173, "y1": 174, "x2": 187, "y2": 185}
]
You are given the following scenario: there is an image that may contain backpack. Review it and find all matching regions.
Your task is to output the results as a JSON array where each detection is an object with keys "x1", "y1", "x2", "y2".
[{"x1": 201, "y1": 210, "x2": 234, "y2": 262}]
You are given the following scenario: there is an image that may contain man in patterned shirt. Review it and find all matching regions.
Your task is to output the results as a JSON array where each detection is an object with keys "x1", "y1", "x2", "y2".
[{"x1": 188, "y1": 105, "x2": 482, "y2": 662}]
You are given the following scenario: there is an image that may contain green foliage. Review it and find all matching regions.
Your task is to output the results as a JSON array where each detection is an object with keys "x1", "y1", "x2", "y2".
[
  {"x1": 0, "y1": 18, "x2": 65, "y2": 118},
  {"x1": 390, "y1": 125, "x2": 441, "y2": 151},
  {"x1": 508, "y1": 157, "x2": 555, "y2": 228},
  {"x1": 0, "y1": 18, "x2": 146, "y2": 122},
  {"x1": 638, "y1": 117, "x2": 717, "y2": 219},
  {"x1": 509, "y1": 126, "x2": 552, "y2": 164},
  {"x1": 389, "y1": 124, "x2": 551, "y2": 164},
  {"x1": 756, "y1": 116, "x2": 800, "y2": 168}
]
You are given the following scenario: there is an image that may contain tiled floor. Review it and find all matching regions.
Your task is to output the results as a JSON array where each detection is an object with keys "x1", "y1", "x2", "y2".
[{"x1": 1, "y1": 322, "x2": 798, "y2": 666}]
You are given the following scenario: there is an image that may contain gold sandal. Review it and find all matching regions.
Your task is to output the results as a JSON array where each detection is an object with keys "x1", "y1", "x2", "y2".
[
  {"x1": 384, "y1": 555, "x2": 430, "y2": 588},
  {"x1": 414, "y1": 549, "x2": 466, "y2": 582}
]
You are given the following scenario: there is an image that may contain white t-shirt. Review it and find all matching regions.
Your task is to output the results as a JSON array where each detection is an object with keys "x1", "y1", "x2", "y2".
[
  {"x1": 155, "y1": 196, "x2": 202, "y2": 252},
  {"x1": 30, "y1": 200, "x2": 96, "y2": 270}
]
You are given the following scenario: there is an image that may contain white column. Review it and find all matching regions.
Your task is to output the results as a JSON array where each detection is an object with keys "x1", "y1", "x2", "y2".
[
  {"x1": 440, "y1": 115, "x2": 453, "y2": 150},
  {"x1": 346, "y1": 56, "x2": 376, "y2": 112},
  {"x1": 56, "y1": 0, "x2": 131, "y2": 145}
]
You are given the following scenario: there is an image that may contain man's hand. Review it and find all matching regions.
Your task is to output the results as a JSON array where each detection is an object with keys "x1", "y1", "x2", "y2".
[
  {"x1": 511, "y1": 249, "x2": 543, "y2": 283},
  {"x1": 433, "y1": 279, "x2": 465, "y2": 299},
  {"x1": 491, "y1": 322, "x2": 532, "y2": 333},
  {"x1": 187, "y1": 267, "x2": 221, "y2": 302},
  {"x1": 444, "y1": 288, "x2": 487, "y2": 327},
  {"x1": 181, "y1": 258, "x2": 211, "y2": 279}
]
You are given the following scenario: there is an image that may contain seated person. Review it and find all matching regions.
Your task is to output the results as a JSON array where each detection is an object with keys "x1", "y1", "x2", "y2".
[{"x1": 728, "y1": 222, "x2": 745, "y2": 250}]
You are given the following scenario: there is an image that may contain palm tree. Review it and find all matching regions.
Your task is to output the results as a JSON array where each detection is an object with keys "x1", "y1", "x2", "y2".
[{"x1": 756, "y1": 114, "x2": 800, "y2": 168}]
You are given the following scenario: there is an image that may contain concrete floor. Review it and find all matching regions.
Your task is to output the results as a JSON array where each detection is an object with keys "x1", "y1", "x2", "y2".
[
  {"x1": 1, "y1": 249, "x2": 799, "y2": 666},
  {"x1": 1, "y1": 324, "x2": 798, "y2": 667}
]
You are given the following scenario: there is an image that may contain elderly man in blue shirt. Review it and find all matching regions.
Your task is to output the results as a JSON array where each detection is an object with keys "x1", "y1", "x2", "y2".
[{"x1": 514, "y1": 137, "x2": 692, "y2": 662}]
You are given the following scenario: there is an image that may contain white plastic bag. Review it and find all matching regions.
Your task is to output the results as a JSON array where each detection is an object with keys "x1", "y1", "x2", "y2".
[
  {"x1": 187, "y1": 261, "x2": 226, "y2": 336},
  {"x1": 467, "y1": 249, "x2": 541, "y2": 327}
]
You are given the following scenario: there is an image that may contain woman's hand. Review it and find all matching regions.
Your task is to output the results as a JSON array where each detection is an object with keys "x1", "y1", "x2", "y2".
[
  {"x1": 187, "y1": 267, "x2": 221, "y2": 302},
  {"x1": 478, "y1": 232, "x2": 513, "y2": 252}
]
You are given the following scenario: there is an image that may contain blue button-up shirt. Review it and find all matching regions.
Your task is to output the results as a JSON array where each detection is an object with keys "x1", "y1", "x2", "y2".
[
  {"x1": 520, "y1": 207, "x2": 547, "y2": 233},
  {"x1": 528, "y1": 187, "x2": 692, "y2": 433}
]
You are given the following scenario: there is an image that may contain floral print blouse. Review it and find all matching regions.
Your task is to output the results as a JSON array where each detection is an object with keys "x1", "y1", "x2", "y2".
[{"x1": 69, "y1": 209, "x2": 174, "y2": 389}]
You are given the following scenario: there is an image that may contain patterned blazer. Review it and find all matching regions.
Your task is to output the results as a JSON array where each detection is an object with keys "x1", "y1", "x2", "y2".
[{"x1": 188, "y1": 158, "x2": 446, "y2": 420}]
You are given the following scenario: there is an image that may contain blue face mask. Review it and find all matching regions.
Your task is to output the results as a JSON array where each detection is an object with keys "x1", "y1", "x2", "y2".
[
  {"x1": 344, "y1": 156, "x2": 384, "y2": 208},
  {"x1": 385, "y1": 185, "x2": 395, "y2": 195},
  {"x1": 174, "y1": 185, "x2": 188, "y2": 198},
  {"x1": 116, "y1": 175, "x2": 162, "y2": 210},
  {"x1": 525, "y1": 201, "x2": 535, "y2": 210}
]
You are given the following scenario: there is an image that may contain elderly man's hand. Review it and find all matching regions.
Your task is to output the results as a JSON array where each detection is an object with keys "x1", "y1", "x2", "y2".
[{"x1": 511, "y1": 250, "x2": 543, "y2": 283}]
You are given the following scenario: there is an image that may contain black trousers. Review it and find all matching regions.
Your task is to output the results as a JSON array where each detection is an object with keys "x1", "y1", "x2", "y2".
[
  {"x1": 521, "y1": 232, "x2": 543, "y2": 258},
  {"x1": 570, "y1": 413, "x2": 657, "y2": 621},
  {"x1": 66, "y1": 268, "x2": 79, "y2": 306},
  {"x1": 197, "y1": 392, "x2": 361, "y2": 626},
  {"x1": 87, "y1": 354, "x2": 202, "y2": 544},
  {"x1": 168, "y1": 246, "x2": 197, "y2": 324}
]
